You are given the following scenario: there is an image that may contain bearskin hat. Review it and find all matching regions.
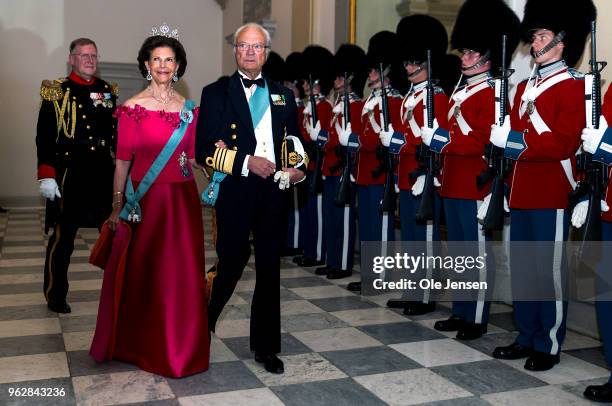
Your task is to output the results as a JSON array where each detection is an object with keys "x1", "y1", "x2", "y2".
[
  {"x1": 262, "y1": 51, "x2": 285, "y2": 83},
  {"x1": 521, "y1": 0, "x2": 596, "y2": 67},
  {"x1": 396, "y1": 14, "x2": 448, "y2": 69},
  {"x1": 302, "y1": 45, "x2": 335, "y2": 96},
  {"x1": 334, "y1": 43, "x2": 368, "y2": 98},
  {"x1": 451, "y1": 0, "x2": 521, "y2": 71},
  {"x1": 285, "y1": 52, "x2": 305, "y2": 83},
  {"x1": 366, "y1": 30, "x2": 407, "y2": 92}
]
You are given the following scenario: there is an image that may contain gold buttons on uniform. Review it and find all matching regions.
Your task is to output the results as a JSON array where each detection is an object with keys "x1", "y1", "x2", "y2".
[
  {"x1": 82, "y1": 115, "x2": 86, "y2": 119},
  {"x1": 231, "y1": 134, "x2": 237, "y2": 140},
  {"x1": 78, "y1": 104, "x2": 83, "y2": 108},
  {"x1": 90, "y1": 146, "x2": 96, "y2": 151},
  {"x1": 65, "y1": 152, "x2": 69, "y2": 156},
  {"x1": 89, "y1": 136, "x2": 93, "y2": 140},
  {"x1": 230, "y1": 123, "x2": 237, "y2": 129},
  {"x1": 86, "y1": 125, "x2": 91, "y2": 129}
]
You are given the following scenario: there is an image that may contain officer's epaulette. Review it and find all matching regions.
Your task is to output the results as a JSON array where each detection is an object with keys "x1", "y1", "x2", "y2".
[
  {"x1": 434, "y1": 86, "x2": 445, "y2": 95},
  {"x1": 40, "y1": 78, "x2": 65, "y2": 101},
  {"x1": 568, "y1": 68, "x2": 585, "y2": 80},
  {"x1": 110, "y1": 82, "x2": 120, "y2": 97}
]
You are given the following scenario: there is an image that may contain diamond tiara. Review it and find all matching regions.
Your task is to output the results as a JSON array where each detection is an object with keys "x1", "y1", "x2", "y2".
[{"x1": 151, "y1": 23, "x2": 179, "y2": 39}]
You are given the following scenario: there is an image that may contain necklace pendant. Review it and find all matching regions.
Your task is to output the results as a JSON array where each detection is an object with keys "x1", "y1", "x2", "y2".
[
  {"x1": 178, "y1": 151, "x2": 191, "y2": 177},
  {"x1": 526, "y1": 101, "x2": 535, "y2": 115}
]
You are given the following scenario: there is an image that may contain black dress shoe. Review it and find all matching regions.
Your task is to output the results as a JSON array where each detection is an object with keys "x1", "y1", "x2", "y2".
[
  {"x1": 584, "y1": 382, "x2": 612, "y2": 402},
  {"x1": 456, "y1": 322, "x2": 487, "y2": 340},
  {"x1": 292, "y1": 255, "x2": 304, "y2": 264},
  {"x1": 297, "y1": 257, "x2": 325, "y2": 267},
  {"x1": 434, "y1": 315, "x2": 465, "y2": 331},
  {"x1": 492, "y1": 342, "x2": 532, "y2": 360},
  {"x1": 327, "y1": 269, "x2": 352, "y2": 279},
  {"x1": 47, "y1": 300, "x2": 71, "y2": 314},
  {"x1": 315, "y1": 265, "x2": 331, "y2": 275},
  {"x1": 347, "y1": 281, "x2": 361, "y2": 292},
  {"x1": 403, "y1": 301, "x2": 436, "y2": 316},
  {"x1": 387, "y1": 299, "x2": 411, "y2": 309},
  {"x1": 524, "y1": 351, "x2": 560, "y2": 371},
  {"x1": 254, "y1": 352, "x2": 284, "y2": 374}
]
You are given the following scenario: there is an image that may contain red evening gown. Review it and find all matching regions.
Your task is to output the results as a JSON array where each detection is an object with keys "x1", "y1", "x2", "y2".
[{"x1": 90, "y1": 104, "x2": 210, "y2": 377}]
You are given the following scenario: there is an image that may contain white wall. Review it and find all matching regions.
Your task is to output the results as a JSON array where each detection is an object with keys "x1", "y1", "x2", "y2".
[
  {"x1": 0, "y1": 0, "x2": 222, "y2": 205},
  {"x1": 355, "y1": 0, "x2": 401, "y2": 51}
]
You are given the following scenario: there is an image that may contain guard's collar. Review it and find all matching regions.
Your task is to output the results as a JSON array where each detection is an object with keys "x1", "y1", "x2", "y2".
[
  {"x1": 537, "y1": 59, "x2": 567, "y2": 79},
  {"x1": 465, "y1": 71, "x2": 491, "y2": 86}
]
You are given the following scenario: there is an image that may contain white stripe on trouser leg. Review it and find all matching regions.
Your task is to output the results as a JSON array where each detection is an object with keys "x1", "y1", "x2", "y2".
[
  {"x1": 316, "y1": 194, "x2": 323, "y2": 261},
  {"x1": 475, "y1": 200, "x2": 486, "y2": 324},
  {"x1": 380, "y1": 214, "x2": 389, "y2": 282},
  {"x1": 341, "y1": 205, "x2": 350, "y2": 270},
  {"x1": 549, "y1": 209, "x2": 564, "y2": 355},
  {"x1": 293, "y1": 189, "x2": 299, "y2": 248},
  {"x1": 423, "y1": 221, "x2": 433, "y2": 304}
]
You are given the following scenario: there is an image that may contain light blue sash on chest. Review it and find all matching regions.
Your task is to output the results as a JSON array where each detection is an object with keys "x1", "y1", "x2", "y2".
[
  {"x1": 120, "y1": 100, "x2": 195, "y2": 222},
  {"x1": 202, "y1": 81, "x2": 270, "y2": 206}
]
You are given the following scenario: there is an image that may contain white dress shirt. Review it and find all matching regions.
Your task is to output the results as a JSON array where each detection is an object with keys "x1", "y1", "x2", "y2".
[{"x1": 238, "y1": 70, "x2": 274, "y2": 176}]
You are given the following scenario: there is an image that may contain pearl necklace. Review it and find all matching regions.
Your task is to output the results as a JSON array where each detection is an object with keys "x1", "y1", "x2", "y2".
[{"x1": 147, "y1": 85, "x2": 175, "y2": 105}]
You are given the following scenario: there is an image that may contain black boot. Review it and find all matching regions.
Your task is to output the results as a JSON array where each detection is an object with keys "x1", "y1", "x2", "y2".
[
  {"x1": 492, "y1": 342, "x2": 532, "y2": 360},
  {"x1": 403, "y1": 301, "x2": 436, "y2": 316},
  {"x1": 315, "y1": 265, "x2": 331, "y2": 275},
  {"x1": 346, "y1": 281, "x2": 361, "y2": 292},
  {"x1": 524, "y1": 351, "x2": 560, "y2": 371},
  {"x1": 47, "y1": 300, "x2": 71, "y2": 314},
  {"x1": 584, "y1": 382, "x2": 612, "y2": 402},
  {"x1": 434, "y1": 315, "x2": 464, "y2": 331},
  {"x1": 456, "y1": 322, "x2": 487, "y2": 340},
  {"x1": 387, "y1": 299, "x2": 411, "y2": 309}
]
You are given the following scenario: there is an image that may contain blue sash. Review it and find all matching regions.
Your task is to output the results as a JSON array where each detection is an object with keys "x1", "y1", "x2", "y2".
[
  {"x1": 120, "y1": 100, "x2": 196, "y2": 222},
  {"x1": 202, "y1": 80, "x2": 270, "y2": 206}
]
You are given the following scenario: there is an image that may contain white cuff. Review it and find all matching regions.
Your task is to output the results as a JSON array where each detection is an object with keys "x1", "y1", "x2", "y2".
[{"x1": 241, "y1": 155, "x2": 250, "y2": 176}]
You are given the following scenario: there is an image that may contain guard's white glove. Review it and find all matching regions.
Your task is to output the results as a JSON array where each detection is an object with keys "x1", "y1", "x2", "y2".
[
  {"x1": 571, "y1": 199, "x2": 610, "y2": 228},
  {"x1": 490, "y1": 115, "x2": 511, "y2": 149},
  {"x1": 581, "y1": 116, "x2": 608, "y2": 154},
  {"x1": 411, "y1": 175, "x2": 441, "y2": 196},
  {"x1": 420, "y1": 118, "x2": 439, "y2": 147},
  {"x1": 394, "y1": 184, "x2": 400, "y2": 194},
  {"x1": 308, "y1": 121, "x2": 321, "y2": 142},
  {"x1": 477, "y1": 193, "x2": 510, "y2": 221},
  {"x1": 338, "y1": 123, "x2": 352, "y2": 146},
  {"x1": 39, "y1": 178, "x2": 61, "y2": 201},
  {"x1": 273, "y1": 171, "x2": 291, "y2": 190},
  {"x1": 379, "y1": 124, "x2": 395, "y2": 147}
]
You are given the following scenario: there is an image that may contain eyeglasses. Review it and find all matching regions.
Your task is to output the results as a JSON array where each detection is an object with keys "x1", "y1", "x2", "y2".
[
  {"x1": 403, "y1": 61, "x2": 422, "y2": 68},
  {"x1": 72, "y1": 53, "x2": 99, "y2": 61},
  {"x1": 234, "y1": 42, "x2": 269, "y2": 53}
]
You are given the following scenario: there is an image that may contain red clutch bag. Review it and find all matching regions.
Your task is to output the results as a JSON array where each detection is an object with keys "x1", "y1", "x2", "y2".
[{"x1": 89, "y1": 221, "x2": 115, "y2": 269}]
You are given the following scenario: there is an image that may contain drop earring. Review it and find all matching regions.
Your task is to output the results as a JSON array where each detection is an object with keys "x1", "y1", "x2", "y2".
[
  {"x1": 146, "y1": 69, "x2": 152, "y2": 81},
  {"x1": 172, "y1": 72, "x2": 179, "y2": 82}
]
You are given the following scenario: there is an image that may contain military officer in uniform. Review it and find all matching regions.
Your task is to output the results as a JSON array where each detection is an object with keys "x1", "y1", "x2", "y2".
[
  {"x1": 488, "y1": 0, "x2": 595, "y2": 370},
  {"x1": 36, "y1": 38, "x2": 117, "y2": 313}
]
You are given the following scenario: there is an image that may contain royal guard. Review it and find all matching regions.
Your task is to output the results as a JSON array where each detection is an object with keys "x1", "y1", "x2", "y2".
[
  {"x1": 488, "y1": 0, "x2": 595, "y2": 370},
  {"x1": 36, "y1": 38, "x2": 117, "y2": 313},
  {"x1": 422, "y1": 0, "x2": 520, "y2": 340},
  {"x1": 316, "y1": 44, "x2": 367, "y2": 279},
  {"x1": 294, "y1": 45, "x2": 334, "y2": 268},
  {"x1": 348, "y1": 31, "x2": 404, "y2": 292},
  {"x1": 384, "y1": 14, "x2": 451, "y2": 315}
]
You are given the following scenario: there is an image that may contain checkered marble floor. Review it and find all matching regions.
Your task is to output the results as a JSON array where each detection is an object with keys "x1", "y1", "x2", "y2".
[{"x1": 0, "y1": 208, "x2": 610, "y2": 405}]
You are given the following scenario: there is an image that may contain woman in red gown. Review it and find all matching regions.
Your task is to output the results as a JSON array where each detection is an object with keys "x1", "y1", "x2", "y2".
[{"x1": 90, "y1": 29, "x2": 209, "y2": 378}]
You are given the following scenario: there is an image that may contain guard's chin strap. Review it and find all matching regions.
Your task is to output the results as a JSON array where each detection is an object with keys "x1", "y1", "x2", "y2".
[
  {"x1": 531, "y1": 31, "x2": 566, "y2": 59},
  {"x1": 462, "y1": 50, "x2": 491, "y2": 73},
  {"x1": 407, "y1": 62, "x2": 428, "y2": 79}
]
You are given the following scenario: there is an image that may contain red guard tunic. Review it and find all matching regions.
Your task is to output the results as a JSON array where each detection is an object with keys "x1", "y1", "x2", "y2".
[
  {"x1": 601, "y1": 83, "x2": 612, "y2": 222},
  {"x1": 397, "y1": 82, "x2": 448, "y2": 190},
  {"x1": 302, "y1": 95, "x2": 333, "y2": 171},
  {"x1": 323, "y1": 94, "x2": 364, "y2": 177},
  {"x1": 506, "y1": 67, "x2": 585, "y2": 209},
  {"x1": 356, "y1": 87, "x2": 403, "y2": 186},
  {"x1": 435, "y1": 75, "x2": 494, "y2": 200}
]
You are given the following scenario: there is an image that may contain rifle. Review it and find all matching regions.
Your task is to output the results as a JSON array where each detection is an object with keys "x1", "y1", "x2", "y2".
[
  {"x1": 307, "y1": 74, "x2": 324, "y2": 194},
  {"x1": 335, "y1": 72, "x2": 355, "y2": 205},
  {"x1": 414, "y1": 50, "x2": 437, "y2": 221},
  {"x1": 478, "y1": 34, "x2": 514, "y2": 231},
  {"x1": 571, "y1": 20, "x2": 608, "y2": 247},
  {"x1": 378, "y1": 63, "x2": 397, "y2": 213}
]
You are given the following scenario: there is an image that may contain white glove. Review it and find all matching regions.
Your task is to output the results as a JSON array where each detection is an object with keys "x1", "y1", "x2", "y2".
[
  {"x1": 571, "y1": 199, "x2": 610, "y2": 228},
  {"x1": 379, "y1": 124, "x2": 394, "y2": 147},
  {"x1": 411, "y1": 175, "x2": 441, "y2": 196},
  {"x1": 39, "y1": 178, "x2": 61, "y2": 201},
  {"x1": 339, "y1": 123, "x2": 352, "y2": 146},
  {"x1": 394, "y1": 184, "x2": 400, "y2": 194},
  {"x1": 490, "y1": 115, "x2": 511, "y2": 149},
  {"x1": 581, "y1": 116, "x2": 608, "y2": 154},
  {"x1": 273, "y1": 171, "x2": 291, "y2": 190},
  {"x1": 477, "y1": 193, "x2": 510, "y2": 221},
  {"x1": 308, "y1": 121, "x2": 321, "y2": 142},
  {"x1": 420, "y1": 118, "x2": 439, "y2": 147}
]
